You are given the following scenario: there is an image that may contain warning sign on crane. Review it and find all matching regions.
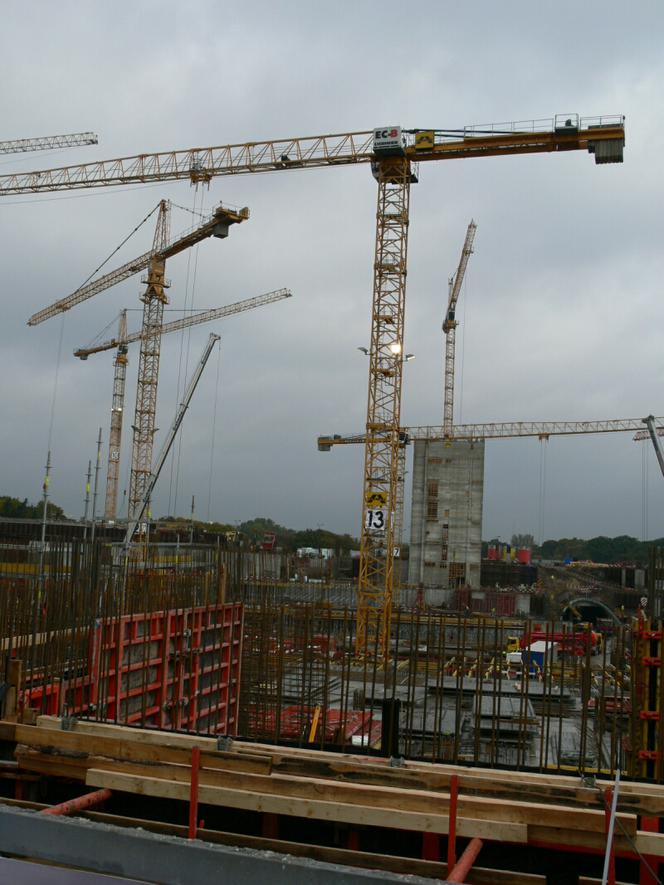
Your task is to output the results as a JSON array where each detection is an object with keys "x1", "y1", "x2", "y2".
[{"x1": 365, "y1": 490, "x2": 387, "y2": 507}]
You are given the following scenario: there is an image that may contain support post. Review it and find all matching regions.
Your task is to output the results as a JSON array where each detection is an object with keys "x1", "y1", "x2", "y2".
[
  {"x1": 421, "y1": 832, "x2": 439, "y2": 861},
  {"x1": 604, "y1": 787, "x2": 616, "y2": 885},
  {"x1": 447, "y1": 773, "x2": 458, "y2": 870},
  {"x1": 188, "y1": 746, "x2": 200, "y2": 839},
  {"x1": 640, "y1": 816, "x2": 659, "y2": 885}
]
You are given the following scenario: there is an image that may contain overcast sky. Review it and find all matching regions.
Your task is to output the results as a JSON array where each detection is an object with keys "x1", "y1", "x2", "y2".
[{"x1": 1, "y1": 1, "x2": 663, "y2": 543}]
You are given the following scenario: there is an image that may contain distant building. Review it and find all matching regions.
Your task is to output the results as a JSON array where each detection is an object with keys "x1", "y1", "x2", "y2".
[{"x1": 296, "y1": 547, "x2": 335, "y2": 559}]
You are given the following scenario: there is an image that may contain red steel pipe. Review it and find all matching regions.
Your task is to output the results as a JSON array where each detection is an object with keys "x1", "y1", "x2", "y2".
[
  {"x1": 41, "y1": 788, "x2": 111, "y2": 816},
  {"x1": 447, "y1": 837, "x2": 483, "y2": 883}
]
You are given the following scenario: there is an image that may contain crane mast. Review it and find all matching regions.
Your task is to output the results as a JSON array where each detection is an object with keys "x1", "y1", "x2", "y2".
[
  {"x1": 443, "y1": 221, "x2": 477, "y2": 435},
  {"x1": 357, "y1": 152, "x2": 411, "y2": 656},
  {"x1": 104, "y1": 310, "x2": 128, "y2": 521},
  {"x1": 129, "y1": 201, "x2": 171, "y2": 520}
]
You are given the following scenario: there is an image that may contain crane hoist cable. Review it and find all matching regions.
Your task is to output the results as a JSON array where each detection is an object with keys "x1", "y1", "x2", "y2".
[
  {"x1": 169, "y1": 187, "x2": 206, "y2": 516},
  {"x1": 77, "y1": 202, "x2": 162, "y2": 292},
  {"x1": 206, "y1": 342, "x2": 223, "y2": 521}
]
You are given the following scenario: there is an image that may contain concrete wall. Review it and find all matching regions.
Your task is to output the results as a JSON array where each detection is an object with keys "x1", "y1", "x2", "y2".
[{"x1": 408, "y1": 439, "x2": 485, "y2": 599}]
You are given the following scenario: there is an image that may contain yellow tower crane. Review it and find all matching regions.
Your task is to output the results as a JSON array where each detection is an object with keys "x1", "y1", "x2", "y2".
[
  {"x1": 443, "y1": 221, "x2": 477, "y2": 436},
  {"x1": 76, "y1": 288, "x2": 292, "y2": 521},
  {"x1": 9, "y1": 113, "x2": 625, "y2": 656},
  {"x1": 31, "y1": 199, "x2": 249, "y2": 519}
]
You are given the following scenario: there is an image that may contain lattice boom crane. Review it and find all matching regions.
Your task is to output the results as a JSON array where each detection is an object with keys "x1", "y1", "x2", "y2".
[
  {"x1": 10, "y1": 113, "x2": 625, "y2": 657},
  {"x1": 443, "y1": 221, "x2": 476, "y2": 435}
]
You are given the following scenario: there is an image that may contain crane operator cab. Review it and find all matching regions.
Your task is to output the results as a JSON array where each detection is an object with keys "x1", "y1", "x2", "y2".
[{"x1": 371, "y1": 126, "x2": 418, "y2": 183}]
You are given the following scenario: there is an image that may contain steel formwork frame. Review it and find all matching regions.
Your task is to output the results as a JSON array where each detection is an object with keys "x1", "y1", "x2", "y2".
[
  {"x1": 631, "y1": 617, "x2": 664, "y2": 782},
  {"x1": 357, "y1": 157, "x2": 411, "y2": 657},
  {"x1": 23, "y1": 603, "x2": 243, "y2": 734}
]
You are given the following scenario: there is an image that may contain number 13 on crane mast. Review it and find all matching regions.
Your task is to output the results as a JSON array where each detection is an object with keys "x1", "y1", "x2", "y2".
[{"x1": 365, "y1": 490, "x2": 388, "y2": 533}]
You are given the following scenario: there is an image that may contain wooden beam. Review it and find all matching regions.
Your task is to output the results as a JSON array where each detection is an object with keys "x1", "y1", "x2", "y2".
[{"x1": 85, "y1": 768, "x2": 527, "y2": 841}]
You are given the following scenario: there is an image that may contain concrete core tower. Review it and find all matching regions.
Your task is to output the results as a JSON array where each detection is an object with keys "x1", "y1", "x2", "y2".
[{"x1": 408, "y1": 438, "x2": 484, "y2": 604}]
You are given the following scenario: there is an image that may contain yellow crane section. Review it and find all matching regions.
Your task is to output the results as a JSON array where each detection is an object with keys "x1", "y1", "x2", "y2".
[
  {"x1": 0, "y1": 115, "x2": 623, "y2": 195},
  {"x1": 75, "y1": 289, "x2": 291, "y2": 359},
  {"x1": 28, "y1": 201, "x2": 249, "y2": 326}
]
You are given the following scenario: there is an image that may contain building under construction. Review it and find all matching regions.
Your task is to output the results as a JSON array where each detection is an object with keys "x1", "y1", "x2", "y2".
[
  {"x1": 2, "y1": 118, "x2": 658, "y2": 883},
  {"x1": 408, "y1": 439, "x2": 485, "y2": 600}
]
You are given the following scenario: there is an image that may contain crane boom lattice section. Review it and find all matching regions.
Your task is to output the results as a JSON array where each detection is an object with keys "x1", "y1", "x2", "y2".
[
  {"x1": 0, "y1": 132, "x2": 97, "y2": 155},
  {"x1": 357, "y1": 156, "x2": 411, "y2": 657},
  {"x1": 1, "y1": 116, "x2": 624, "y2": 196},
  {"x1": 129, "y1": 257, "x2": 168, "y2": 519},
  {"x1": 74, "y1": 290, "x2": 292, "y2": 358},
  {"x1": 443, "y1": 221, "x2": 476, "y2": 434}
]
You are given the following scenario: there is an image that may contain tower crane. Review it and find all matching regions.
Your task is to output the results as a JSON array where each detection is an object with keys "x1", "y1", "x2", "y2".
[
  {"x1": 31, "y1": 199, "x2": 249, "y2": 519},
  {"x1": 443, "y1": 221, "x2": 477, "y2": 435},
  {"x1": 105, "y1": 309, "x2": 128, "y2": 521},
  {"x1": 8, "y1": 113, "x2": 625, "y2": 657},
  {"x1": 0, "y1": 132, "x2": 97, "y2": 155},
  {"x1": 77, "y1": 288, "x2": 292, "y2": 521}
]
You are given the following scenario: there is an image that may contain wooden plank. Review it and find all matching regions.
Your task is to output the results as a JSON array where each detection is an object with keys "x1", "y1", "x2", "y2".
[
  {"x1": 16, "y1": 743, "x2": 638, "y2": 838},
  {"x1": 25, "y1": 717, "x2": 664, "y2": 818},
  {"x1": 0, "y1": 722, "x2": 16, "y2": 742},
  {"x1": 32, "y1": 716, "x2": 664, "y2": 802},
  {"x1": 15, "y1": 724, "x2": 273, "y2": 775},
  {"x1": 85, "y1": 768, "x2": 527, "y2": 841},
  {"x1": 634, "y1": 831, "x2": 664, "y2": 858}
]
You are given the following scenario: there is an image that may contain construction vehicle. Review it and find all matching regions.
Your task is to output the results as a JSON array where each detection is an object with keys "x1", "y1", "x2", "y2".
[{"x1": 5, "y1": 114, "x2": 626, "y2": 657}]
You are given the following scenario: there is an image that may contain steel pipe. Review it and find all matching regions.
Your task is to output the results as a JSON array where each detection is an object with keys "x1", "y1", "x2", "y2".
[
  {"x1": 447, "y1": 837, "x2": 483, "y2": 883},
  {"x1": 41, "y1": 788, "x2": 112, "y2": 816}
]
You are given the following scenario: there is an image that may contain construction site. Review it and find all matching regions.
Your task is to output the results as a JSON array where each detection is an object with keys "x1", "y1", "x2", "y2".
[{"x1": 1, "y1": 114, "x2": 664, "y2": 885}]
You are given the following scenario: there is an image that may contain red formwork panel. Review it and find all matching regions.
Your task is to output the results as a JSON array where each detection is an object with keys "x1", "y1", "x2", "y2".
[
  {"x1": 91, "y1": 603, "x2": 243, "y2": 734},
  {"x1": 23, "y1": 603, "x2": 243, "y2": 735}
]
